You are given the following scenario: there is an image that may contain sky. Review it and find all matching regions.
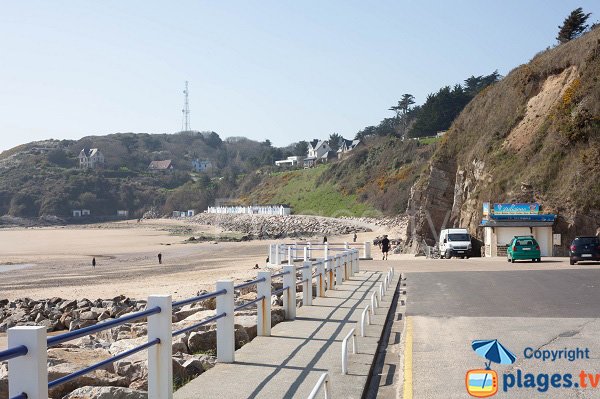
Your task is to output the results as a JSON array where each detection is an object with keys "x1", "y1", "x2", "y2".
[{"x1": 0, "y1": 1, "x2": 598, "y2": 152}]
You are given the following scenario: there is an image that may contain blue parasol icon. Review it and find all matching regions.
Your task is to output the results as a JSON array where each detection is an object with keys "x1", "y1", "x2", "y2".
[
  {"x1": 471, "y1": 339, "x2": 516, "y2": 390},
  {"x1": 472, "y1": 339, "x2": 516, "y2": 369}
]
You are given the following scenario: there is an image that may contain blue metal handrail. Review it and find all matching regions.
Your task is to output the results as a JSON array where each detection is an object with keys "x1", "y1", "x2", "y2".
[
  {"x1": 297, "y1": 264, "x2": 312, "y2": 270},
  {"x1": 272, "y1": 286, "x2": 289, "y2": 296},
  {"x1": 0, "y1": 345, "x2": 28, "y2": 362},
  {"x1": 48, "y1": 338, "x2": 160, "y2": 389},
  {"x1": 47, "y1": 306, "x2": 161, "y2": 347},
  {"x1": 272, "y1": 270, "x2": 291, "y2": 278},
  {"x1": 172, "y1": 312, "x2": 227, "y2": 337},
  {"x1": 234, "y1": 295, "x2": 266, "y2": 312},
  {"x1": 11, "y1": 393, "x2": 27, "y2": 399},
  {"x1": 234, "y1": 277, "x2": 266, "y2": 291},
  {"x1": 296, "y1": 278, "x2": 309, "y2": 286},
  {"x1": 172, "y1": 289, "x2": 227, "y2": 309}
]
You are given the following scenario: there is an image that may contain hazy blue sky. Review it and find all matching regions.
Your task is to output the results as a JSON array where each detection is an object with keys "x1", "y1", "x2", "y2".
[{"x1": 0, "y1": 1, "x2": 598, "y2": 152}]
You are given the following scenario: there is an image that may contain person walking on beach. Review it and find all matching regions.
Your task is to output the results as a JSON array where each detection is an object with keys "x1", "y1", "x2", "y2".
[
  {"x1": 380, "y1": 235, "x2": 390, "y2": 260},
  {"x1": 92, "y1": 257, "x2": 96, "y2": 268},
  {"x1": 353, "y1": 232, "x2": 357, "y2": 243},
  {"x1": 158, "y1": 253, "x2": 162, "y2": 264},
  {"x1": 323, "y1": 236, "x2": 328, "y2": 244}
]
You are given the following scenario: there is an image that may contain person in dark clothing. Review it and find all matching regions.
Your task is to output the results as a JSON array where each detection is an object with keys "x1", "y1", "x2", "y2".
[
  {"x1": 158, "y1": 253, "x2": 162, "y2": 264},
  {"x1": 323, "y1": 236, "x2": 328, "y2": 244},
  {"x1": 380, "y1": 235, "x2": 390, "y2": 260},
  {"x1": 353, "y1": 233, "x2": 357, "y2": 243},
  {"x1": 92, "y1": 257, "x2": 96, "y2": 268}
]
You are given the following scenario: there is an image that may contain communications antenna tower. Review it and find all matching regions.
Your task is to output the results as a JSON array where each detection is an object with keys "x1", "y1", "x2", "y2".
[{"x1": 181, "y1": 81, "x2": 190, "y2": 132}]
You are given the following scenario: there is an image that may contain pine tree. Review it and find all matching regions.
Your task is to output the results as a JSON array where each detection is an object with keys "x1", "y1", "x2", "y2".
[{"x1": 557, "y1": 8, "x2": 591, "y2": 43}]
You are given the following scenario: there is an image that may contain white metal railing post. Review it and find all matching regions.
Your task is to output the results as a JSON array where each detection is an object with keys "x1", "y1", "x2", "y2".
[
  {"x1": 360, "y1": 305, "x2": 371, "y2": 337},
  {"x1": 335, "y1": 255, "x2": 343, "y2": 287},
  {"x1": 274, "y1": 244, "x2": 281, "y2": 265},
  {"x1": 288, "y1": 245, "x2": 293, "y2": 264},
  {"x1": 269, "y1": 244, "x2": 275, "y2": 265},
  {"x1": 302, "y1": 261, "x2": 313, "y2": 306},
  {"x1": 316, "y1": 260, "x2": 326, "y2": 297},
  {"x1": 354, "y1": 249, "x2": 360, "y2": 273},
  {"x1": 378, "y1": 282, "x2": 383, "y2": 302},
  {"x1": 341, "y1": 328, "x2": 357, "y2": 374},
  {"x1": 216, "y1": 280, "x2": 235, "y2": 363},
  {"x1": 364, "y1": 241, "x2": 371, "y2": 259},
  {"x1": 304, "y1": 246, "x2": 309, "y2": 261},
  {"x1": 344, "y1": 241, "x2": 349, "y2": 249},
  {"x1": 323, "y1": 243, "x2": 329, "y2": 264},
  {"x1": 307, "y1": 242, "x2": 312, "y2": 260},
  {"x1": 307, "y1": 373, "x2": 332, "y2": 399},
  {"x1": 257, "y1": 271, "x2": 272, "y2": 336},
  {"x1": 148, "y1": 295, "x2": 173, "y2": 399},
  {"x1": 283, "y1": 265, "x2": 296, "y2": 320},
  {"x1": 327, "y1": 256, "x2": 335, "y2": 290},
  {"x1": 8, "y1": 326, "x2": 47, "y2": 399},
  {"x1": 371, "y1": 291, "x2": 377, "y2": 315},
  {"x1": 342, "y1": 251, "x2": 352, "y2": 280}
]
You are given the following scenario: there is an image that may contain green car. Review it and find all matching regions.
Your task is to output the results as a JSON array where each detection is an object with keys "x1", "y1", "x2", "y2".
[{"x1": 507, "y1": 236, "x2": 541, "y2": 263}]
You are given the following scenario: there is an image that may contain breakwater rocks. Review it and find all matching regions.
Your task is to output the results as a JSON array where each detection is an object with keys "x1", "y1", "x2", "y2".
[
  {"x1": 191, "y1": 214, "x2": 371, "y2": 239},
  {"x1": 0, "y1": 296, "x2": 147, "y2": 334},
  {"x1": 0, "y1": 284, "x2": 298, "y2": 399}
]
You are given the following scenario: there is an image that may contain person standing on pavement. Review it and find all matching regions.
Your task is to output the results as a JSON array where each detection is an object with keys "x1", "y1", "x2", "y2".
[
  {"x1": 158, "y1": 253, "x2": 162, "y2": 264},
  {"x1": 92, "y1": 257, "x2": 96, "y2": 268},
  {"x1": 380, "y1": 235, "x2": 390, "y2": 260},
  {"x1": 353, "y1": 232, "x2": 357, "y2": 243}
]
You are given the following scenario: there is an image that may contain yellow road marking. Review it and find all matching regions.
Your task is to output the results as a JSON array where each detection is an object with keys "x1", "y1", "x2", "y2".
[{"x1": 403, "y1": 316, "x2": 413, "y2": 399}]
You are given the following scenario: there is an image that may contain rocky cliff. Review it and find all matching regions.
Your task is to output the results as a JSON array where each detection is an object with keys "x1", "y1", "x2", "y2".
[{"x1": 407, "y1": 28, "x2": 600, "y2": 252}]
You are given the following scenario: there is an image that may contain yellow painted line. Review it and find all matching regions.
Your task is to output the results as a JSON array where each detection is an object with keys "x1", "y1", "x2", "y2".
[{"x1": 403, "y1": 316, "x2": 413, "y2": 399}]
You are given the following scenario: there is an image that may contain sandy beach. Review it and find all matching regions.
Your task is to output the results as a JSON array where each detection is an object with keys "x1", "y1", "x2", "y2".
[{"x1": 0, "y1": 218, "x2": 387, "y2": 301}]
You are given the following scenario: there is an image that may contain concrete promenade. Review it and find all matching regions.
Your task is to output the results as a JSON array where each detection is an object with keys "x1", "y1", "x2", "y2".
[{"x1": 175, "y1": 269, "x2": 400, "y2": 399}]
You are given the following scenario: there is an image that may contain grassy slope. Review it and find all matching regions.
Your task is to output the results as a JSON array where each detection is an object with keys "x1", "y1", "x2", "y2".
[{"x1": 240, "y1": 165, "x2": 378, "y2": 217}]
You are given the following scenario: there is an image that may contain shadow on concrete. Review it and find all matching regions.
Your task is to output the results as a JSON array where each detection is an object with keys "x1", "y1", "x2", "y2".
[{"x1": 246, "y1": 272, "x2": 383, "y2": 399}]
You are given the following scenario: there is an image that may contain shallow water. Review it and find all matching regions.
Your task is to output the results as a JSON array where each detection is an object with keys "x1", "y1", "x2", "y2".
[{"x1": 0, "y1": 263, "x2": 34, "y2": 272}]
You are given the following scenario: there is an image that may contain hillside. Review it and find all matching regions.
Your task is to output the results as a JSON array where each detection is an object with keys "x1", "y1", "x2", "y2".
[
  {"x1": 407, "y1": 27, "x2": 600, "y2": 252},
  {"x1": 238, "y1": 136, "x2": 437, "y2": 217},
  {"x1": 0, "y1": 132, "x2": 289, "y2": 219}
]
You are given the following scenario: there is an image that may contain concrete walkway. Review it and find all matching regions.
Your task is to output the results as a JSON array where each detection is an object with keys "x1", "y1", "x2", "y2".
[{"x1": 175, "y1": 269, "x2": 400, "y2": 399}]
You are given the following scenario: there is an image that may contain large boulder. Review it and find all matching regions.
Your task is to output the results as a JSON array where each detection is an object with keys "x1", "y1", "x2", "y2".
[{"x1": 61, "y1": 386, "x2": 147, "y2": 399}]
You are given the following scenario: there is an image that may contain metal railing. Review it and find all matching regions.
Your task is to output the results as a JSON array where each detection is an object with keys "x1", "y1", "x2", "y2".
[
  {"x1": 341, "y1": 328, "x2": 357, "y2": 374},
  {"x1": 307, "y1": 372, "x2": 332, "y2": 399},
  {"x1": 360, "y1": 305, "x2": 371, "y2": 337},
  {"x1": 2, "y1": 245, "x2": 363, "y2": 399}
]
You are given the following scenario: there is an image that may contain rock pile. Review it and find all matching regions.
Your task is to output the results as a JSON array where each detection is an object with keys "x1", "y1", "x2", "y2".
[
  {"x1": 0, "y1": 296, "x2": 147, "y2": 333},
  {"x1": 191, "y1": 214, "x2": 371, "y2": 239},
  {"x1": 0, "y1": 288, "x2": 296, "y2": 399}
]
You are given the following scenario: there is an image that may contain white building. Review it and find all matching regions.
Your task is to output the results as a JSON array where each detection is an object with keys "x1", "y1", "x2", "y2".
[
  {"x1": 192, "y1": 159, "x2": 212, "y2": 172},
  {"x1": 206, "y1": 205, "x2": 291, "y2": 216},
  {"x1": 304, "y1": 140, "x2": 332, "y2": 168},
  {"x1": 337, "y1": 138, "x2": 362, "y2": 159},
  {"x1": 78, "y1": 148, "x2": 105, "y2": 169},
  {"x1": 480, "y1": 202, "x2": 556, "y2": 257},
  {"x1": 275, "y1": 156, "x2": 304, "y2": 167}
]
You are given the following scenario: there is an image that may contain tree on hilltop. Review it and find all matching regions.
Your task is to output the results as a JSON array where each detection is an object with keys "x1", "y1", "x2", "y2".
[
  {"x1": 389, "y1": 94, "x2": 416, "y2": 138},
  {"x1": 328, "y1": 133, "x2": 343, "y2": 152},
  {"x1": 557, "y1": 7, "x2": 592, "y2": 43}
]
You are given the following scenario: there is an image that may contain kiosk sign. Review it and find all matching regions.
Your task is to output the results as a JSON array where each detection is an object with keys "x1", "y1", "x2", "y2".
[{"x1": 492, "y1": 203, "x2": 539, "y2": 215}]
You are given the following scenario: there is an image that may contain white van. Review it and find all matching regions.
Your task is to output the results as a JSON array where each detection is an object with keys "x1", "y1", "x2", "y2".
[{"x1": 439, "y1": 228, "x2": 472, "y2": 259}]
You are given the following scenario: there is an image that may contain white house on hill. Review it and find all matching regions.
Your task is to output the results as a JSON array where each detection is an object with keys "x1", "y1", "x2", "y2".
[
  {"x1": 337, "y1": 138, "x2": 362, "y2": 159},
  {"x1": 304, "y1": 140, "x2": 331, "y2": 168},
  {"x1": 192, "y1": 159, "x2": 212, "y2": 172},
  {"x1": 78, "y1": 148, "x2": 105, "y2": 169}
]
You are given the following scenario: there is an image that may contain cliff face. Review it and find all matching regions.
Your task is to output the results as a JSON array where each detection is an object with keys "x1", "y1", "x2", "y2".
[{"x1": 407, "y1": 28, "x2": 600, "y2": 252}]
